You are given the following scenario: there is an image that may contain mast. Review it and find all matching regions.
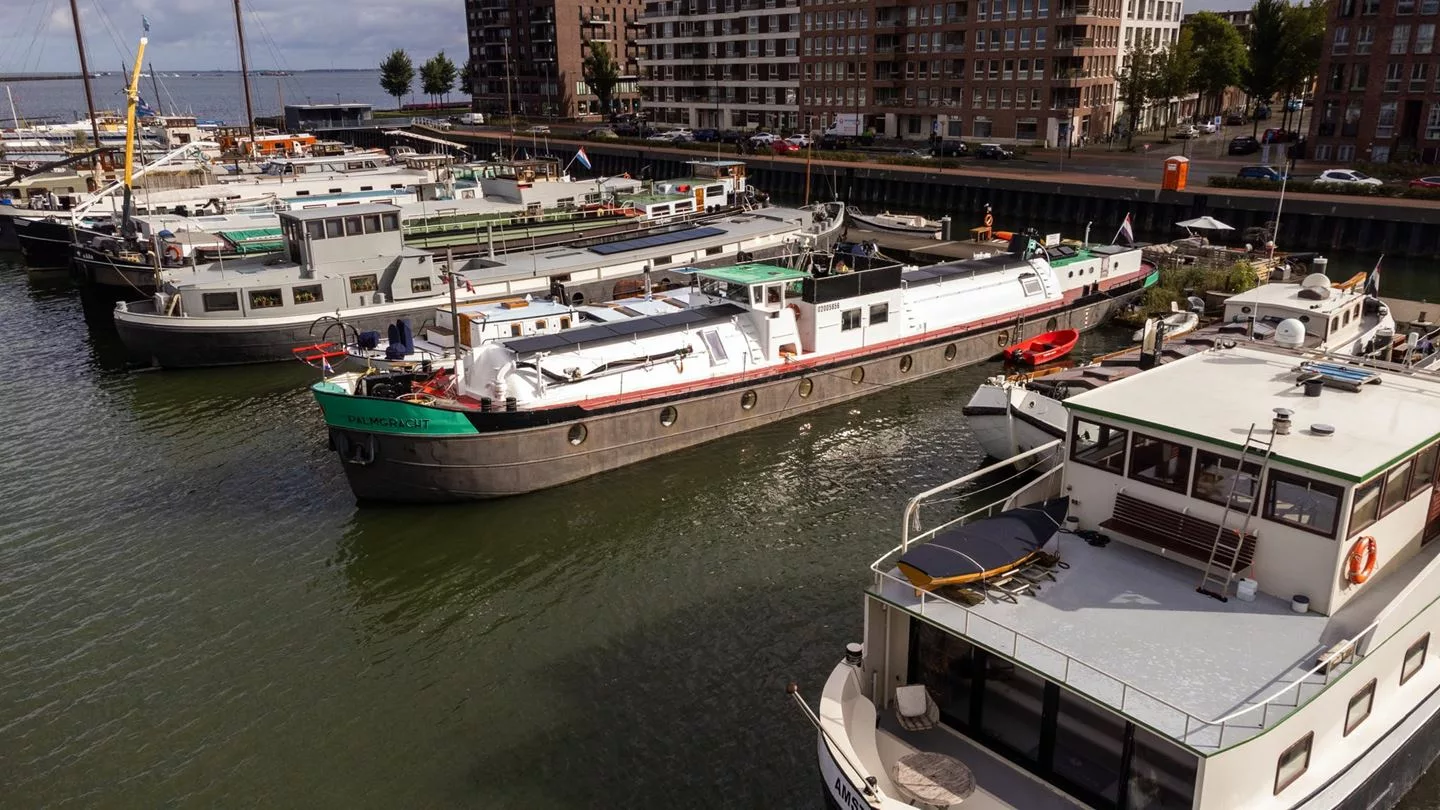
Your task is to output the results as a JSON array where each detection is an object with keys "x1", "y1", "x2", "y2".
[
  {"x1": 66, "y1": 0, "x2": 104, "y2": 154},
  {"x1": 149, "y1": 62, "x2": 164, "y2": 116},
  {"x1": 232, "y1": 0, "x2": 257, "y2": 156}
]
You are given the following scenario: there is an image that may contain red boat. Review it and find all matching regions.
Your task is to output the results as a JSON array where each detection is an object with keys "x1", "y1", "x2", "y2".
[{"x1": 1002, "y1": 328, "x2": 1079, "y2": 365}]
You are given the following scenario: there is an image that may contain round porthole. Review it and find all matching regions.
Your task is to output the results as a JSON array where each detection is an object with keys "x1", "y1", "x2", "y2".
[
  {"x1": 944, "y1": 344, "x2": 958, "y2": 362},
  {"x1": 899, "y1": 355, "x2": 914, "y2": 373},
  {"x1": 798, "y1": 378, "x2": 814, "y2": 398},
  {"x1": 660, "y1": 406, "x2": 678, "y2": 427},
  {"x1": 568, "y1": 424, "x2": 587, "y2": 446},
  {"x1": 850, "y1": 366, "x2": 865, "y2": 385},
  {"x1": 740, "y1": 390, "x2": 758, "y2": 410}
]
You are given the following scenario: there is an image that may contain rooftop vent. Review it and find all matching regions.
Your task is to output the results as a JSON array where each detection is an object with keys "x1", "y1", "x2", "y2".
[{"x1": 1273, "y1": 407, "x2": 1293, "y2": 436}]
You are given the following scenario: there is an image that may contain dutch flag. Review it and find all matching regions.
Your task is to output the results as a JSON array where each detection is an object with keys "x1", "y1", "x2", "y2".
[{"x1": 575, "y1": 147, "x2": 592, "y2": 170}]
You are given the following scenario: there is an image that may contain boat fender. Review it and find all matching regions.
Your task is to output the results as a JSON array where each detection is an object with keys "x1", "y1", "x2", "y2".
[
  {"x1": 1347, "y1": 536, "x2": 1377, "y2": 585},
  {"x1": 164, "y1": 243, "x2": 183, "y2": 262}
]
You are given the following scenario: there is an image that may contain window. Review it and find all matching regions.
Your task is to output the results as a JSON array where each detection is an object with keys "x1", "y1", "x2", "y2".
[
  {"x1": 201, "y1": 292, "x2": 239, "y2": 312},
  {"x1": 1350, "y1": 476, "x2": 1383, "y2": 535},
  {"x1": 1410, "y1": 444, "x2": 1439, "y2": 497},
  {"x1": 1128, "y1": 433, "x2": 1192, "y2": 492},
  {"x1": 293, "y1": 284, "x2": 322, "y2": 304},
  {"x1": 248, "y1": 288, "x2": 283, "y2": 309},
  {"x1": 841, "y1": 308, "x2": 862, "y2": 330},
  {"x1": 1071, "y1": 417, "x2": 1127, "y2": 474},
  {"x1": 1381, "y1": 459, "x2": 1414, "y2": 516},
  {"x1": 325, "y1": 219, "x2": 343, "y2": 238},
  {"x1": 869, "y1": 302, "x2": 889, "y2": 324},
  {"x1": 1404, "y1": 634, "x2": 1430, "y2": 684},
  {"x1": 1274, "y1": 733, "x2": 1313, "y2": 794},
  {"x1": 349, "y1": 274, "x2": 379, "y2": 294},
  {"x1": 1345, "y1": 680, "x2": 1376, "y2": 735},
  {"x1": 410, "y1": 277, "x2": 432, "y2": 294},
  {"x1": 1264, "y1": 470, "x2": 1343, "y2": 537},
  {"x1": 1193, "y1": 450, "x2": 1261, "y2": 513}
]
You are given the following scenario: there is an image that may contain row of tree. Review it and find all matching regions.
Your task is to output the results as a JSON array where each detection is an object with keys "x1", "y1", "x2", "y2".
[
  {"x1": 379, "y1": 49, "x2": 467, "y2": 108},
  {"x1": 1115, "y1": 0, "x2": 1325, "y2": 147}
]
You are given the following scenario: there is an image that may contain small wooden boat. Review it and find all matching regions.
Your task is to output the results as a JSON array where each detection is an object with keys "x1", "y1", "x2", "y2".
[
  {"x1": 1002, "y1": 328, "x2": 1079, "y2": 365},
  {"x1": 845, "y1": 206, "x2": 942, "y2": 238}
]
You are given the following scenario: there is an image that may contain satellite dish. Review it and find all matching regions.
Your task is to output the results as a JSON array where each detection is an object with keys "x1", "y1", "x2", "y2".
[{"x1": 1275, "y1": 318, "x2": 1306, "y2": 347}]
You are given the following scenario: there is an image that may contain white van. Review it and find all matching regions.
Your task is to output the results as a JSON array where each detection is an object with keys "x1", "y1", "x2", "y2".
[{"x1": 458, "y1": 112, "x2": 485, "y2": 125}]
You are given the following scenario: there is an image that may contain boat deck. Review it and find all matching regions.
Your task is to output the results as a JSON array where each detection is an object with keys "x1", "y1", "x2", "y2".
[{"x1": 876, "y1": 535, "x2": 1333, "y2": 748}]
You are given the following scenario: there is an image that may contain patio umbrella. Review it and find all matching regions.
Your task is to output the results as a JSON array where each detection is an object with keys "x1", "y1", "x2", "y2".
[{"x1": 1175, "y1": 216, "x2": 1235, "y2": 231}]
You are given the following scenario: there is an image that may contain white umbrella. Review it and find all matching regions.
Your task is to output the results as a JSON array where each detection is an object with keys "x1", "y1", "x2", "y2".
[{"x1": 1175, "y1": 216, "x2": 1235, "y2": 231}]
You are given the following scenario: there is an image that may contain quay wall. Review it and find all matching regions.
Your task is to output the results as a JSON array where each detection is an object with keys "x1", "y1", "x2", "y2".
[{"x1": 338, "y1": 128, "x2": 1440, "y2": 258}]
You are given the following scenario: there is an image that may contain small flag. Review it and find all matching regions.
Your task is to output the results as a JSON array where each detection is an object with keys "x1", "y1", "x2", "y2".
[
  {"x1": 1117, "y1": 213, "x2": 1135, "y2": 245},
  {"x1": 575, "y1": 147, "x2": 592, "y2": 170},
  {"x1": 1364, "y1": 255, "x2": 1382, "y2": 297},
  {"x1": 142, "y1": 15, "x2": 150, "y2": 32}
]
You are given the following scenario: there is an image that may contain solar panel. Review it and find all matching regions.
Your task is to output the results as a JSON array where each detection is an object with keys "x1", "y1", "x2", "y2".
[
  {"x1": 587, "y1": 226, "x2": 727, "y2": 256},
  {"x1": 503, "y1": 303, "x2": 744, "y2": 354}
]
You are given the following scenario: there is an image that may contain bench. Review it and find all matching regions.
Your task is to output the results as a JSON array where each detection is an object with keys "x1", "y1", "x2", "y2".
[{"x1": 1100, "y1": 492, "x2": 1257, "y2": 572}]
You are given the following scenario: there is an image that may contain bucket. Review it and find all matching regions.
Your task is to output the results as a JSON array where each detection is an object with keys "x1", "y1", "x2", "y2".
[
  {"x1": 1236, "y1": 578, "x2": 1258, "y2": 602},
  {"x1": 1291, "y1": 594, "x2": 1310, "y2": 614}
]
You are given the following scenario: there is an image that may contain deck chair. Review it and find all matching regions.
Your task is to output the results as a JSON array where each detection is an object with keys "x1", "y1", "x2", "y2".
[{"x1": 895, "y1": 684, "x2": 939, "y2": 732}]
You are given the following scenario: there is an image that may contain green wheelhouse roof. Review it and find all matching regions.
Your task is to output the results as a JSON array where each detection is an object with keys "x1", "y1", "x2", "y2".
[{"x1": 698, "y1": 263, "x2": 809, "y2": 285}]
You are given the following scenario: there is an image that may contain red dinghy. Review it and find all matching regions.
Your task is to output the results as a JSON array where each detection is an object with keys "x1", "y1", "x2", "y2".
[{"x1": 1002, "y1": 328, "x2": 1079, "y2": 365}]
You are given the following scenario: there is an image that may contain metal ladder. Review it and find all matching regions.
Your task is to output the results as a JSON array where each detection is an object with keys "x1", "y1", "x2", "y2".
[{"x1": 1197, "y1": 423, "x2": 1275, "y2": 601}]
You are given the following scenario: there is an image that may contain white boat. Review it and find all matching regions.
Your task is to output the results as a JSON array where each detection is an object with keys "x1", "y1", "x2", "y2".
[
  {"x1": 1131, "y1": 303, "x2": 1200, "y2": 341},
  {"x1": 966, "y1": 273, "x2": 1397, "y2": 464},
  {"x1": 803, "y1": 338, "x2": 1440, "y2": 810},
  {"x1": 846, "y1": 206, "x2": 943, "y2": 238}
]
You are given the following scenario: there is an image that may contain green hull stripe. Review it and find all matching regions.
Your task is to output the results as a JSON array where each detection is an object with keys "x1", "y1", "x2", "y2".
[{"x1": 311, "y1": 384, "x2": 480, "y2": 436}]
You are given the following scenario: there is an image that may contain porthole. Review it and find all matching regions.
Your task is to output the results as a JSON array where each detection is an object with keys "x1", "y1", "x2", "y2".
[
  {"x1": 740, "y1": 390, "x2": 758, "y2": 410},
  {"x1": 850, "y1": 366, "x2": 865, "y2": 385},
  {"x1": 568, "y1": 424, "x2": 587, "y2": 446},
  {"x1": 899, "y1": 355, "x2": 913, "y2": 373},
  {"x1": 660, "y1": 406, "x2": 678, "y2": 427},
  {"x1": 944, "y1": 344, "x2": 958, "y2": 362},
  {"x1": 798, "y1": 378, "x2": 814, "y2": 397}
]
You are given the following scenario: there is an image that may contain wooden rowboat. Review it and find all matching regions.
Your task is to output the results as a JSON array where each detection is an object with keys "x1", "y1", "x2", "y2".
[{"x1": 1002, "y1": 328, "x2": 1079, "y2": 365}]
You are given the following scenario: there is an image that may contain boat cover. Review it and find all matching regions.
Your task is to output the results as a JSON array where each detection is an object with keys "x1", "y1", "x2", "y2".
[{"x1": 897, "y1": 497, "x2": 1070, "y2": 589}]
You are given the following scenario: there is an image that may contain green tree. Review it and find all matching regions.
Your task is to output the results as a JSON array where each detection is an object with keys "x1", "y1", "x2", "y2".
[
  {"x1": 1185, "y1": 12, "x2": 1248, "y2": 117},
  {"x1": 379, "y1": 49, "x2": 414, "y2": 109},
  {"x1": 1242, "y1": 0, "x2": 1287, "y2": 134},
  {"x1": 1278, "y1": 0, "x2": 1326, "y2": 130},
  {"x1": 421, "y1": 51, "x2": 458, "y2": 106},
  {"x1": 582, "y1": 41, "x2": 621, "y2": 118},
  {"x1": 1152, "y1": 32, "x2": 1197, "y2": 139},
  {"x1": 1116, "y1": 41, "x2": 1158, "y2": 148}
]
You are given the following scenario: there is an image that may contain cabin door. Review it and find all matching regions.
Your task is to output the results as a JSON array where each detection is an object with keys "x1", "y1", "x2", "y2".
[{"x1": 1424, "y1": 487, "x2": 1440, "y2": 546}]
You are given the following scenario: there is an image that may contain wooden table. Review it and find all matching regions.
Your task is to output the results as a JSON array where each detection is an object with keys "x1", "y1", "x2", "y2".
[{"x1": 892, "y1": 751, "x2": 976, "y2": 807}]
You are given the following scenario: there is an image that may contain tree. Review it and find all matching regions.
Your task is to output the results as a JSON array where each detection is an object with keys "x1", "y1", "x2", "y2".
[
  {"x1": 582, "y1": 41, "x2": 621, "y2": 118},
  {"x1": 1151, "y1": 33, "x2": 1196, "y2": 139},
  {"x1": 421, "y1": 51, "x2": 458, "y2": 106},
  {"x1": 1116, "y1": 41, "x2": 1158, "y2": 149},
  {"x1": 1185, "y1": 12, "x2": 1248, "y2": 117},
  {"x1": 1242, "y1": 0, "x2": 1287, "y2": 134},
  {"x1": 379, "y1": 49, "x2": 414, "y2": 109}
]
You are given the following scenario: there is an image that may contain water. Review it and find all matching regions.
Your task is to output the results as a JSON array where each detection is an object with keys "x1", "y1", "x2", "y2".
[
  {"x1": 4, "y1": 71, "x2": 412, "y2": 126},
  {"x1": 2, "y1": 252, "x2": 1437, "y2": 809}
]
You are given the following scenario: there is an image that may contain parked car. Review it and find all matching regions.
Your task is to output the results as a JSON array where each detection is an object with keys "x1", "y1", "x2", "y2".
[
  {"x1": 975, "y1": 143, "x2": 1014, "y2": 159},
  {"x1": 1408, "y1": 176, "x2": 1440, "y2": 189},
  {"x1": 1237, "y1": 165, "x2": 1287, "y2": 182},
  {"x1": 748, "y1": 132, "x2": 779, "y2": 145},
  {"x1": 1173, "y1": 124, "x2": 1197, "y2": 139},
  {"x1": 1197, "y1": 121, "x2": 1217, "y2": 135},
  {"x1": 692, "y1": 128, "x2": 721, "y2": 142},
  {"x1": 1315, "y1": 169, "x2": 1384, "y2": 186},
  {"x1": 785, "y1": 134, "x2": 812, "y2": 148},
  {"x1": 1228, "y1": 135, "x2": 1260, "y2": 155},
  {"x1": 932, "y1": 139, "x2": 968, "y2": 157},
  {"x1": 1225, "y1": 113, "x2": 1245, "y2": 126},
  {"x1": 584, "y1": 127, "x2": 619, "y2": 139},
  {"x1": 770, "y1": 140, "x2": 802, "y2": 154}
]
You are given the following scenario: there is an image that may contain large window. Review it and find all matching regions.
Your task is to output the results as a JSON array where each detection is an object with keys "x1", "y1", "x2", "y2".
[
  {"x1": 1345, "y1": 679, "x2": 1376, "y2": 736},
  {"x1": 1193, "y1": 450, "x2": 1261, "y2": 514},
  {"x1": 1403, "y1": 633, "x2": 1429, "y2": 685},
  {"x1": 1128, "y1": 434, "x2": 1193, "y2": 493},
  {"x1": 1071, "y1": 418, "x2": 1127, "y2": 474},
  {"x1": 1264, "y1": 470, "x2": 1343, "y2": 537},
  {"x1": 1274, "y1": 732, "x2": 1313, "y2": 794}
]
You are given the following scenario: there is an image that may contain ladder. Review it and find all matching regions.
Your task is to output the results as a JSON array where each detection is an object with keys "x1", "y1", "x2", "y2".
[{"x1": 1197, "y1": 423, "x2": 1275, "y2": 601}]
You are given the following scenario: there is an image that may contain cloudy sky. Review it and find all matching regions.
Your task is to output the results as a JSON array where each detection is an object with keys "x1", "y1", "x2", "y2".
[{"x1": 1, "y1": 0, "x2": 469, "y2": 73}]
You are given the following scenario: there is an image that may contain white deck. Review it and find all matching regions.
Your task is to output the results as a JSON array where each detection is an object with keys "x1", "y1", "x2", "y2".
[
  {"x1": 877, "y1": 536, "x2": 1333, "y2": 747},
  {"x1": 1064, "y1": 345, "x2": 1440, "y2": 482}
]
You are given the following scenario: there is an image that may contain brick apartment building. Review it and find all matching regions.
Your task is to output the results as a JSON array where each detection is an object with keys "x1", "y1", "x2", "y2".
[
  {"x1": 636, "y1": 0, "x2": 802, "y2": 131},
  {"x1": 465, "y1": 0, "x2": 644, "y2": 119},
  {"x1": 1310, "y1": 0, "x2": 1440, "y2": 164},
  {"x1": 797, "y1": 0, "x2": 1124, "y2": 146}
]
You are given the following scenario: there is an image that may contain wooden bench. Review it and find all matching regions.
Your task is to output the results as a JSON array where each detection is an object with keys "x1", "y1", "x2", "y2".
[{"x1": 1100, "y1": 492, "x2": 1257, "y2": 572}]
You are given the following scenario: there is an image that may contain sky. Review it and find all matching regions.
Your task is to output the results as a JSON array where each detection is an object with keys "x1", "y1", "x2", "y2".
[{"x1": 0, "y1": 0, "x2": 469, "y2": 73}]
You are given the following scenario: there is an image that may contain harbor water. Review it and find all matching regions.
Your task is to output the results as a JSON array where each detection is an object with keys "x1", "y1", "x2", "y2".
[{"x1": 2, "y1": 250, "x2": 1438, "y2": 808}]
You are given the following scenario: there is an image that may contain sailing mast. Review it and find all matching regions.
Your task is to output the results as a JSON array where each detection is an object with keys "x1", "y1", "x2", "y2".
[
  {"x1": 65, "y1": 0, "x2": 104, "y2": 155},
  {"x1": 232, "y1": 0, "x2": 257, "y2": 157}
]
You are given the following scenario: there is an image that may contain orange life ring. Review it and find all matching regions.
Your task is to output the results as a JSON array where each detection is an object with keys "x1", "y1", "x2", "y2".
[
  {"x1": 1346, "y1": 536, "x2": 1377, "y2": 585},
  {"x1": 164, "y1": 244, "x2": 183, "y2": 262}
]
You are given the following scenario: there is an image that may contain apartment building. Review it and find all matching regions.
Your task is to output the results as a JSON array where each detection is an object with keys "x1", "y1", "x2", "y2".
[
  {"x1": 465, "y1": 0, "x2": 644, "y2": 119},
  {"x1": 636, "y1": 0, "x2": 802, "y2": 130},
  {"x1": 1310, "y1": 0, "x2": 1440, "y2": 164},
  {"x1": 798, "y1": 0, "x2": 1123, "y2": 145}
]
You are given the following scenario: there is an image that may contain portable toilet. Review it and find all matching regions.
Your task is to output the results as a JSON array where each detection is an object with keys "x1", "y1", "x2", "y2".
[{"x1": 1162, "y1": 156, "x2": 1190, "y2": 191}]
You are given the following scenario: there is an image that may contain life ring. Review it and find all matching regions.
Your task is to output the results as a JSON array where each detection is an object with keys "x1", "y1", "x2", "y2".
[
  {"x1": 1347, "y1": 536, "x2": 1378, "y2": 585},
  {"x1": 164, "y1": 244, "x2": 183, "y2": 262}
]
